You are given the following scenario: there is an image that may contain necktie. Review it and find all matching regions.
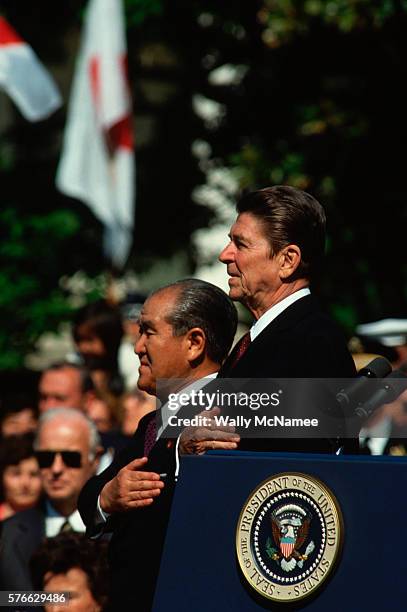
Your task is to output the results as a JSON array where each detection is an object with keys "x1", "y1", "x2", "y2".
[
  {"x1": 59, "y1": 519, "x2": 73, "y2": 534},
  {"x1": 143, "y1": 417, "x2": 157, "y2": 457},
  {"x1": 227, "y1": 332, "x2": 251, "y2": 370}
]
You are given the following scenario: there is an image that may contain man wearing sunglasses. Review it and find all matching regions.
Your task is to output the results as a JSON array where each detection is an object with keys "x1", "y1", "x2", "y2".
[{"x1": 0, "y1": 408, "x2": 102, "y2": 592}]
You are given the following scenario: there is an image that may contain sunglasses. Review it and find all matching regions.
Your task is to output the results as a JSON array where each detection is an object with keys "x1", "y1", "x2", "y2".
[{"x1": 34, "y1": 450, "x2": 82, "y2": 469}]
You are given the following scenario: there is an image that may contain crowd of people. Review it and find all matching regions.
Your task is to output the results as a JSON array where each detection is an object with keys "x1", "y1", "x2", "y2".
[
  {"x1": 0, "y1": 295, "x2": 157, "y2": 610},
  {"x1": 0, "y1": 185, "x2": 406, "y2": 610}
]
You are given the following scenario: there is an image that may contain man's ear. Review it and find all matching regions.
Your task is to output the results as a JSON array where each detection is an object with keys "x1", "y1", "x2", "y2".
[
  {"x1": 278, "y1": 244, "x2": 302, "y2": 279},
  {"x1": 185, "y1": 327, "x2": 206, "y2": 362}
]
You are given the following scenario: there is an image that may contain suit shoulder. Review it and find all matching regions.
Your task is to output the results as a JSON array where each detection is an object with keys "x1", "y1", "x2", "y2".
[
  {"x1": 301, "y1": 313, "x2": 355, "y2": 377},
  {"x1": 268, "y1": 298, "x2": 355, "y2": 377},
  {"x1": 1, "y1": 507, "x2": 44, "y2": 531}
]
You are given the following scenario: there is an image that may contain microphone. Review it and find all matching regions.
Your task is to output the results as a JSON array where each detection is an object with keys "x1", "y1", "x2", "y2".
[
  {"x1": 355, "y1": 369, "x2": 407, "y2": 419},
  {"x1": 336, "y1": 357, "x2": 393, "y2": 413}
]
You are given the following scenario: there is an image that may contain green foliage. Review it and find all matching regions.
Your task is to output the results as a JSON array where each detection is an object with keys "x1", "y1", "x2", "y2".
[
  {"x1": 1, "y1": 0, "x2": 407, "y2": 371},
  {"x1": 331, "y1": 303, "x2": 358, "y2": 336},
  {"x1": 0, "y1": 207, "x2": 80, "y2": 369},
  {"x1": 259, "y1": 0, "x2": 405, "y2": 46},
  {"x1": 205, "y1": 0, "x2": 407, "y2": 329},
  {"x1": 231, "y1": 145, "x2": 309, "y2": 191},
  {"x1": 124, "y1": 0, "x2": 163, "y2": 26}
]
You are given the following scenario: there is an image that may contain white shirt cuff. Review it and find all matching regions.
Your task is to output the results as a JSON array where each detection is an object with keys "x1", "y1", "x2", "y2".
[
  {"x1": 174, "y1": 435, "x2": 181, "y2": 480},
  {"x1": 96, "y1": 494, "x2": 110, "y2": 523}
]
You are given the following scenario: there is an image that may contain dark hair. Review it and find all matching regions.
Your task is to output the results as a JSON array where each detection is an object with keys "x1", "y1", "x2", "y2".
[
  {"x1": 0, "y1": 433, "x2": 37, "y2": 501},
  {"x1": 42, "y1": 362, "x2": 95, "y2": 394},
  {"x1": 236, "y1": 185, "x2": 326, "y2": 279},
  {"x1": 72, "y1": 300, "x2": 124, "y2": 366},
  {"x1": 30, "y1": 533, "x2": 109, "y2": 610},
  {"x1": 153, "y1": 279, "x2": 238, "y2": 364},
  {"x1": 0, "y1": 393, "x2": 38, "y2": 421}
]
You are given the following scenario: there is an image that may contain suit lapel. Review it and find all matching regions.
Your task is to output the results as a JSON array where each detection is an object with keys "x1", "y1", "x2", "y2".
[
  {"x1": 219, "y1": 295, "x2": 317, "y2": 377},
  {"x1": 255, "y1": 294, "x2": 315, "y2": 336}
]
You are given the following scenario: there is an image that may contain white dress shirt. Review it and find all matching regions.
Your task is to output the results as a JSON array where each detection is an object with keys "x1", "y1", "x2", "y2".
[
  {"x1": 96, "y1": 373, "x2": 218, "y2": 523},
  {"x1": 45, "y1": 501, "x2": 86, "y2": 537},
  {"x1": 250, "y1": 287, "x2": 311, "y2": 341},
  {"x1": 157, "y1": 373, "x2": 218, "y2": 439}
]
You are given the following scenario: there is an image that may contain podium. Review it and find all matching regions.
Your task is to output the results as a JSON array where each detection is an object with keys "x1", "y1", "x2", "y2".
[{"x1": 154, "y1": 451, "x2": 407, "y2": 611}]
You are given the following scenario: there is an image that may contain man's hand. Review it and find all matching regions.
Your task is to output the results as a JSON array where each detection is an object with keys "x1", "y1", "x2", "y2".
[
  {"x1": 100, "y1": 457, "x2": 164, "y2": 513},
  {"x1": 179, "y1": 407, "x2": 240, "y2": 455}
]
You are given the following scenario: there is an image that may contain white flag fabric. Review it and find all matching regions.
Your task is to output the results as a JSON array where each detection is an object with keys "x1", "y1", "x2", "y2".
[
  {"x1": 0, "y1": 16, "x2": 62, "y2": 121},
  {"x1": 56, "y1": 0, "x2": 135, "y2": 268}
]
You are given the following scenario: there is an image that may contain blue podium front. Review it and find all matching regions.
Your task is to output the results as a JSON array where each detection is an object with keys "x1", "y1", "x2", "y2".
[{"x1": 153, "y1": 452, "x2": 407, "y2": 611}]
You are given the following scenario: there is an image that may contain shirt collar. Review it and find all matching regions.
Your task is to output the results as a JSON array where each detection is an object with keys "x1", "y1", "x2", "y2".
[
  {"x1": 45, "y1": 501, "x2": 86, "y2": 537},
  {"x1": 158, "y1": 373, "x2": 218, "y2": 437},
  {"x1": 250, "y1": 288, "x2": 311, "y2": 341}
]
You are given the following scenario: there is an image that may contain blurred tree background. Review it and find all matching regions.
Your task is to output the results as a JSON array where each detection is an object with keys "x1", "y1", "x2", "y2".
[{"x1": 1, "y1": 0, "x2": 407, "y2": 370}]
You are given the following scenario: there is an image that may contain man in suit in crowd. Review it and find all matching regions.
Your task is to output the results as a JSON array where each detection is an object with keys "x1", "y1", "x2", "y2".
[
  {"x1": 38, "y1": 362, "x2": 94, "y2": 413},
  {"x1": 78, "y1": 279, "x2": 238, "y2": 610},
  {"x1": 0, "y1": 408, "x2": 101, "y2": 591}
]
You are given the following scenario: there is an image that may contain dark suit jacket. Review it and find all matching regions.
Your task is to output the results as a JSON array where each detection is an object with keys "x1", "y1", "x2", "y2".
[
  {"x1": 0, "y1": 507, "x2": 45, "y2": 591},
  {"x1": 220, "y1": 294, "x2": 355, "y2": 379},
  {"x1": 218, "y1": 294, "x2": 357, "y2": 453},
  {"x1": 79, "y1": 301, "x2": 356, "y2": 607},
  {"x1": 78, "y1": 409, "x2": 177, "y2": 611}
]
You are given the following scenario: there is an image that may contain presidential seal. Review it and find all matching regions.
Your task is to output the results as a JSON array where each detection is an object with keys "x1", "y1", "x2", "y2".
[{"x1": 236, "y1": 472, "x2": 343, "y2": 603}]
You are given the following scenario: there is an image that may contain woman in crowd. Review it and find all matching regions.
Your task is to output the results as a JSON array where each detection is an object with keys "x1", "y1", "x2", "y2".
[
  {"x1": 72, "y1": 300, "x2": 124, "y2": 397},
  {"x1": 0, "y1": 433, "x2": 42, "y2": 522},
  {"x1": 0, "y1": 393, "x2": 38, "y2": 437}
]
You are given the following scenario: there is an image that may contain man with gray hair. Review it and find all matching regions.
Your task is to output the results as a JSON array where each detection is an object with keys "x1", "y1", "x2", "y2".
[{"x1": 0, "y1": 408, "x2": 102, "y2": 591}]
